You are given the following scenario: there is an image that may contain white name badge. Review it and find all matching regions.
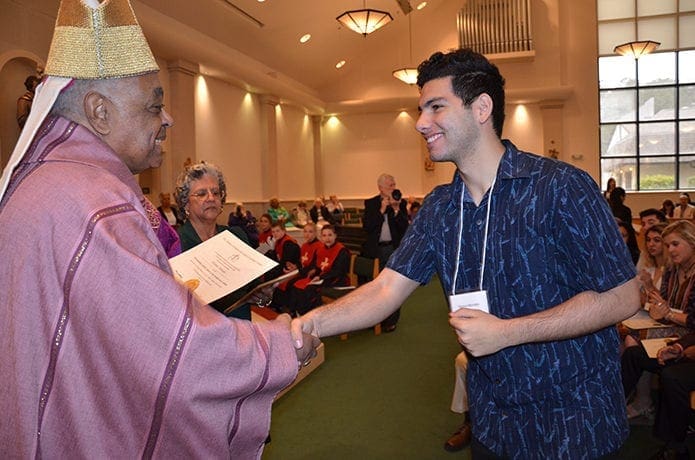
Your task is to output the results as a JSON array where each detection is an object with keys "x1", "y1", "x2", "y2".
[{"x1": 449, "y1": 290, "x2": 489, "y2": 314}]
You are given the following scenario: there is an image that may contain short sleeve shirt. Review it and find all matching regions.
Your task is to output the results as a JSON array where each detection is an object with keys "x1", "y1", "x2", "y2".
[{"x1": 388, "y1": 141, "x2": 636, "y2": 459}]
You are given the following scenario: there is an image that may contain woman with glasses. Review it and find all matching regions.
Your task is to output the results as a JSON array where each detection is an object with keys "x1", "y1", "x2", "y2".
[{"x1": 175, "y1": 162, "x2": 252, "y2": 319}]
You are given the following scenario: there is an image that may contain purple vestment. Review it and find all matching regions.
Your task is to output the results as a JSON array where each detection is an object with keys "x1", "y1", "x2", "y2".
[{"x1": 0, "y1": 116, "x2": 298, "y2": 458}]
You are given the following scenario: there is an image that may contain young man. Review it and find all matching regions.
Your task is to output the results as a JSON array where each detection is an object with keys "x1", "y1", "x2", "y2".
[
  {"x1": 639, "y1": 208, "x2": 667, "y2": 231},
  {"x1": 0, "y1": 0, "x2": 316, "y2": 456},
  {"x1": 292, "y1": 49, "x2": 640, "y2": 458}
]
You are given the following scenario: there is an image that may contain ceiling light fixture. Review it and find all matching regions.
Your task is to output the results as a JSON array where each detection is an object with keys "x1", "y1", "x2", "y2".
[
  {"x1": 416, "y1": 2, "x2": 428, "y2": 10},
  {"x1": 392, "y1": 68, "x2": 418, "y2": 85},
  {"x1": 336, "y1": 60, "x2": 346, "y2": 69},
  {"x1": 300, "y1": 33, "x2": 311, "y2": 43},
  {"x1": 613, "y1": 40, "x2": 660, "y2": 59},
  {"x1": 336, "y1": 2, "x2": 393, "y2": 36},
  {"x1": 392, "y1": 14, "x2": 418, "y2": 85}
]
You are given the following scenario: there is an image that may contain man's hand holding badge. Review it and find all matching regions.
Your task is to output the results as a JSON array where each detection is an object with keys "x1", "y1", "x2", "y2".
[{"x1": 448, "y1": 290, "x2": 510, "y2": 357}]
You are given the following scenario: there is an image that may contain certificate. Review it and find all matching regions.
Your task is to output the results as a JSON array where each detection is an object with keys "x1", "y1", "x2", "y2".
[
  {"x1": 641, "y1": 337, "x2": 678, "y2": 358},
  {"x1": 169, "y1": 230, "x2": 278, "y2": 304},
  {"x1": 622, "y1": 309, "x2": 670, "y2": 331}
]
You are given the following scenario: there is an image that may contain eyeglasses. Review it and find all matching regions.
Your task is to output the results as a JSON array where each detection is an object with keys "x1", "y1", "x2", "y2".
[{"x1": 190, "y1": 188, "x2": 221, "y2": 199}]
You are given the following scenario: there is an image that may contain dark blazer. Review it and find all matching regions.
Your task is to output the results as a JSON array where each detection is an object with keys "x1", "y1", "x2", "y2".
[
  {"x1": 361, "y1": 194, "x2": 408, "y2": 258},
  {"x1": 310, "y1": 205, "x2": 335, "y2": 224}
]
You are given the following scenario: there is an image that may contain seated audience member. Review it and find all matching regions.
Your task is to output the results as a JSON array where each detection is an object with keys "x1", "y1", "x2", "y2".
[
  {"x1": 297, "y1": 222, "x2": 323, "y2": 272},
  {"x1": 310, "y1": 197, "x2": 334, "y2": 225},
  {"x1": 638, "y1": 223, "x2": 670, "y2": 313},
  {"x1": 326, "y1": 195, "x2": 344, "y2": 223},
  {"x1": 266, "y1": 221, "x2": 300, "y2": 279},
  {"x1": 687, "y1": 192, "x2": 695, "y2": 206},
  {"x1": 622, "y1": 221, "x2": 695, "y2": 420},
  {"x1": 287, "y1": 224, "x2": 350, "y2": 315},
  {"x1": 273, "y1": 222, "x2": 322, "y2": 313},
  {"x1": 175, "y1": 162, "x2": 252, "y2": 319},
  {"x1": 258, "y1": 213, "x2": 273, "y2": 246},
  {"x1": 636, "y1": 208, "x2": 668, "y2": 270},
  {"x1": 661, "y1": 199, "x2": 675, "y2": 219},
  {"x1": 268, "y1": 197, "x2": 290, "y2": 224},
  {"x1": 291, "y1": 201, "x2": 310, "y2": 227},
  {"x1": 617, "y1": 220, "x2": 640, "y2": 265},
  {"x1": 157, "y1": 191, "x2": 184, "y2": 228},
  {"x1": 640, "y1": 208, "x2": 668, "y2": 231},
  {"x1": 228, "y1": 202, "x2": 259, "y2": 248},
  {"x1": 642, "y1": 334, "x2": 695, "y2": 459},
  {"x1": 674, "y1": 193, "x2": 695, "y2": 219},
  {"x1": 622, "y1": 223, "x2": 668, "y2": 418}
]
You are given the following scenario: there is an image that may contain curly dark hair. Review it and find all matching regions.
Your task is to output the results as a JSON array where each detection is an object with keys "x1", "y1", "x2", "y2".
[{"x1": 416, "y1": 48, "x2": 506, "y2": 137}]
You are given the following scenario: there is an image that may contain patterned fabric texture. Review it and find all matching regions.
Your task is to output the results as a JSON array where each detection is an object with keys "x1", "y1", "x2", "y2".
[{"x1": 388, "y1": 141, "x2": 636, "y2": 459}]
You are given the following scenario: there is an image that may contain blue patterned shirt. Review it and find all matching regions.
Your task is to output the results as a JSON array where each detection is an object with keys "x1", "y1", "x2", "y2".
[{"x1": 388, "y1": 141, "x2": 635, "y2": 459}]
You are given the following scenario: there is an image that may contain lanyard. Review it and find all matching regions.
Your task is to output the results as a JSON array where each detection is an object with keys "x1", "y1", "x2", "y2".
[{"x1": 451, "y1": 177, "x2": 496, "y2": 295}]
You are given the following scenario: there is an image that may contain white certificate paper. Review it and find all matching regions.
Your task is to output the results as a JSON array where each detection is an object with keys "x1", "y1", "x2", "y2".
[
  {"x1": 641, "y1": 337, "x2": 678, "y2": 358},
  {"x1": 169, "y1": 230, "x2": 278, "y2": 304},
  {"x1": 622, "y1": 309, "x2": 673, "y2": 330}
]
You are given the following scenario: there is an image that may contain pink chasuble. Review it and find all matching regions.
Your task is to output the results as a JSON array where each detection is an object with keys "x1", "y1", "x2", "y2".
[{"x1": 0, "y1": 116, "x2": 298, "y2": 459}]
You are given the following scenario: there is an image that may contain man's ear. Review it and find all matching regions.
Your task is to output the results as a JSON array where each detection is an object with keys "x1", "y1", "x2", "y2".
[
  {"x1": 473, "y1": 93, "x2": 494, "y2": 125},
  {"x1": 83, "y1": 91, "x2": 110, "y2": 136}
]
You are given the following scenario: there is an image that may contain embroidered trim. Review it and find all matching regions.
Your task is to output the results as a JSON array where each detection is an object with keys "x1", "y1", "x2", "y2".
[
  {"x1": 227, "y1": 325, "x2": 271, "y2": 445},
  {"x1": 35, "y1": 203, "x2": 134, "y2": 459},
  {"x1": 1, "y1": 117, "x2": 73, "y2": 211},
  {"x1": 141, "y1": 197, "x2": 161, "y2": 233},
  {"x1": 142, "y1": 292, "x2": 193, "y2": 459}
]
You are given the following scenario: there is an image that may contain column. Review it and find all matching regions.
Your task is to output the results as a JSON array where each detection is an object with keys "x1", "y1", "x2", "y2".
[
  {"x1": 259, "y1": 94, "x2": 279, "y2": 199},
  {"x1": 311, "y1": 115, "x2": 323, "y2": 198},
  {"x1": 166, "y1": 59, "x2": 199, "y2": 193}
]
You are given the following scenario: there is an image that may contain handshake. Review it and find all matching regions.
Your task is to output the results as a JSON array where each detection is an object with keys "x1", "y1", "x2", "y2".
[{"x1": 276, "y1": 313, "x2": 321, "y2": 369}]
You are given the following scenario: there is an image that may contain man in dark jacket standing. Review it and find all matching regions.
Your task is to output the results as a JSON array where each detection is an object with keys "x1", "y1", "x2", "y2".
[{"x1": 362, "y1": 173, "x2": 409, "y2": 332}]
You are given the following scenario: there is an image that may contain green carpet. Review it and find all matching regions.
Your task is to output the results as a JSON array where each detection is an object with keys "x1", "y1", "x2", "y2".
[{"x1": 262, "y1": 277, "x2": 685, "y2": 459}]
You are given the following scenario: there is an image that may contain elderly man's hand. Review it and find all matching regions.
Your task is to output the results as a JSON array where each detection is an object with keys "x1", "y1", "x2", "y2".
[
  {"x1": 277, "y1": 313, "x2": 320, "y2": 368},
  {"x1": 295, "y1": 333, "x2": 320, "y2": 368}
]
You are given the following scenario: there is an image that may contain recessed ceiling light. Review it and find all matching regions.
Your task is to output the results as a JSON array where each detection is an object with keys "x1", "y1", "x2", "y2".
[
  {"x1": 300, "y1": 33, "x2": 311, "y2": 44},
  {"x1": 416, "y1": 2, "x2": 427, "y2": 10},
  {"x1": 336, "y1": 60, "x2": 346, "y2": 69},
  {"x1": 257, "y1": 0, "x2": 265, "y2": 2}
]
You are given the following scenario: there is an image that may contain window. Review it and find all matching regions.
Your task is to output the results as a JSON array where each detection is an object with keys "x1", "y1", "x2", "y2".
[{"x1": 598, "y1": 0, "x2": 695, "y2": 191}]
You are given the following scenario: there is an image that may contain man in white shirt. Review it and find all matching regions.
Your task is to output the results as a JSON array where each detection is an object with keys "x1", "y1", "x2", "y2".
[{"x1": 673, "y1": 194, "x2": 695, "y2": 219}]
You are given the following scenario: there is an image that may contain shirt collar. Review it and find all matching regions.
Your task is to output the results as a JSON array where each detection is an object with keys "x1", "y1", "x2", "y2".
[{"x1": 448, "y1": 140, "x2": 532, "y2": 204}]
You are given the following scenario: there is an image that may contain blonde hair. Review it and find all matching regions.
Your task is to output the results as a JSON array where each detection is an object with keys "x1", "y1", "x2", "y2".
[{"x1": 662, "y1": 220, "x2": 695, "y2": 255}]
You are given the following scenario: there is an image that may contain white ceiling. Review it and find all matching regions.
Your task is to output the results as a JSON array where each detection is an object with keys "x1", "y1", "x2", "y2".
[{"x1": 134, "y1": 0, "x2": 463, "y2": 114}]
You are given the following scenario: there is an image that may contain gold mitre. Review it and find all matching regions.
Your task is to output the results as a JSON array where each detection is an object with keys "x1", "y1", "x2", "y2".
[{"x1": 45, "y1": 0, "x2": 159, "y2": 79}]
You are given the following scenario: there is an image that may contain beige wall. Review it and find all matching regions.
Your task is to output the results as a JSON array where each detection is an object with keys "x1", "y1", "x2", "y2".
[
  {"x1": 319, "y1": 111, "x2": 423, "y2": 199},
  {"x1": 194, "y1": 76, "x2": 264, "y2": 203}
]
